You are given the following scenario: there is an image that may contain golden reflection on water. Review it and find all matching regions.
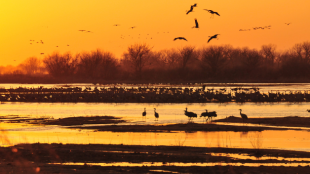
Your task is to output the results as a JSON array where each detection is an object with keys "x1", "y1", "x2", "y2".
[
  {"x1": 2, "y1": 102, "x2": 310, "y2": 124},
  {"x1": 52, "y1": 162, "x2": 310, "y2": 167},
  {"x1": 1, "y1": 122, "x2": 310, "y2": 152}
]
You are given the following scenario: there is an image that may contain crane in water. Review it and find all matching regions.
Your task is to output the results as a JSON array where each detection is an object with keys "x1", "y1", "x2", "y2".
[
  {"x1": 154, "y1": 108, "x2": 159, "y2": 121},
  {"x1": 200, "y1": 110, "x2": 217, "y2": 122},
  {"x1": 186, "y1": 3, "x2": 197, "y2": 15},
  {"x1": 208, "y1": 34, "x2": 220, "y2": 43},
  {"x1": 173, "y1": 37, "x2": 188, "y2": 41},
  {"x1": 142, "y1": 108, "x2": 146, "y2": 116},
  {"x1": 239, "y1": 109, "x2": 248, "y2": 123},
  {"x1": 185, "y1": 108, "x2": 197, "y2": 121}
]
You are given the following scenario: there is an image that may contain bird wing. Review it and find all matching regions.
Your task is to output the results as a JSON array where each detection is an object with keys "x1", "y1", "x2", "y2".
[
  {"x1": 183, "y1": 37, "x2": 188, "y2": 41},
  {"x1": 207, "y1": 37, "x2": 213, "y2": 43},
  {"x1": 186, "y1": 6, "x2": 193, "y2": 14},
  {"x1": 215, "y1": 12, "x2": 220, "y2": 16}
]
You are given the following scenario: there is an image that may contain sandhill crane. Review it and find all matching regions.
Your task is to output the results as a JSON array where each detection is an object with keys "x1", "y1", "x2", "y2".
[
  {"x1": 174, "y1": 37, "x2": 187, "y2": 41},
  {"x1": 307, "y1": 109, "x2": 310, "y2": 113},
  {"x1": 185, "y1": 108, "x2": 197, "y2": 121},
  {"x1": 204, "y1": 9, "x2": 220, "y2": 18},
  {"x1": 239, "y1": 109, "x2": 248, "y2": 122},
  {"x1": 192, "y1": 18, "x2": 199, "y2": 28},
  {"x1": 186, "y1": 3, "x2": 197, "y2": 15},
  {"x1": 200, "y1": 110, "x2": 217, "y2": 122},
  {"x1": 154, "y1": 108, "x2": 159, "y2": 121},
  {"x1": 142, "y1": 108, "x2": 146, "y2": 117},
  {"x1": 208, "y1": 34, "x2": 220, "y2": 43}
]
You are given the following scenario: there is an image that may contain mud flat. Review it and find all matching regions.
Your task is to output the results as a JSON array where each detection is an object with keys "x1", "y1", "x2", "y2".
[
  {"x1": 215, "y1": 116, "x2": 310, "y2": 128},
  {"x1": 1, "y1": 143, "x2": 310, "y2": 173}
]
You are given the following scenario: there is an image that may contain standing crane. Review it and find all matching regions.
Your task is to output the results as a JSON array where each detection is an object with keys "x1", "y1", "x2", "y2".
[
  {"x1": 154, "y1": 108, "x2": 159, "y2": 121},
  {"x1": 239, "y1": 109, "x2": 248, "y2": 123},
  {"x1": 204, "y1": 9, "x2": 220, "y2": 18},
  {"x1": 142, "y1": 108, "x2": 146, "y2": 116},
  {"x1": 186, "y1": 3, "x2": 197, "y2": 15},
  {"x1": 200, "y1": 110, "x2": 217, "y2": 122},
  {"x1": 208, "y1": 34, "x2": 220, "y2": 43},
  {"x1": 185, "y1": 108, "x2": 197, "y2": 121}
]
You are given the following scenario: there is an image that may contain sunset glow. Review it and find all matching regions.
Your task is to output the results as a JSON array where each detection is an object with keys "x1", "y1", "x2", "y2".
[{"x1": 1, "y1": 0, "x2": 309, "y2": 66}]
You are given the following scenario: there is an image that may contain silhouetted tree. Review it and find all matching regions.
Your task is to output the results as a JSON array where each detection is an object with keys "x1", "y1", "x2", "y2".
[
  {"x1": 122, "y1": 43, "x2": 152, "y2": 79},
  {"x1": 178, "y1": 46, "x2": 198, "y2": 70},
  {"x1": 43, "y1": 52, "x2": 78, "y2": 78},
  {"x1": 260, "y1": 44, "x2": 277, "y2": 65},
  {"x1": 20, "y1": 57, "x2": 43, "y2": 75},
  {"x1": 201, "y1": 45, "x2": 232, "y2": 77},
  {"x1": 240, "y1": 48, "x2": 262, "y2": 75},
  {"x1": 77, "y1": 49, "x2": 119, "y2": 80}
]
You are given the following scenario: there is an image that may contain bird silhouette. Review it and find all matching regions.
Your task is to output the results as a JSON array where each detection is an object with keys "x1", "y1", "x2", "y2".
[
  {"x1": 200, "y1": 110, "x2": 217, "y2": 122},
  {"x1": 185, "y1": 108, "x2": 197, "y2": 121},
  {"x1": 186, "y1": 3, "x2": 197, "y2": 15},
  {"x1": 154, "y1": 108, "x2": 159, "y2": 121},
  {"x1": 204, "y1": 9, "x2": 220, "y2": 18},
  {"x1": 142, "y1": 108, "x2": 146, "y2": 117},
  {"x1": 173, "y1": 37, "x2": 188, "y2": 41},
  {"x1": 307, "y1": 109, "x2": 310, "y2": 113},
  {"x1": 192, "y1": 18, "x2": 199, "y2": 28},
  {"x1": 239, "y1": 109, "x2": 248, "y2": 122},
  {"x1": 208, "y1": 34, "x2": 220, "y2": 43}
]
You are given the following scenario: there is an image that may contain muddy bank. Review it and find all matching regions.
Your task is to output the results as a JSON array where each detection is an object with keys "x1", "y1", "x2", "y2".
[
  {"x1": 1, "y1": 115, "x2": 299, "y2": 132},
  {"x1": 1, "y1": 143, "x2": 310, "y2": 174},
  {"x1": 0, "y1": 115, "x2": 126, "y2": 126},
  {"x1": 71, "y1": 122, "x2": 293, "y2": 132},
  {"x1": 215, "y1": 116, "x2": 310, "y2": 128}
]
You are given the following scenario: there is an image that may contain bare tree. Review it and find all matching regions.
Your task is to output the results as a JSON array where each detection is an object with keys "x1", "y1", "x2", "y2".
[
  {"x1": 178, "y1": 46, "x2": 198, "y2": 70},
  {"x1": 292, "y1": 41, "x2": 310, "y2": 62},
  {"x1": 260, "y1": 44, "x2": 277, "y2": 65},
  {"x1": 77, "y1": 49, "x2": 119, "y2": 80},
  {"x1": 202, "y1": 45, "x2": 232, "y2": 76},
  {"x1": 122, "y1": 43, "x2": 152, "y2": 78},
  {"x1": 20, "y1": 57, "x2": 42, "y2": 75},
  {"x1": 43, "y1": 52, "x2": 78, "y2": 77}
]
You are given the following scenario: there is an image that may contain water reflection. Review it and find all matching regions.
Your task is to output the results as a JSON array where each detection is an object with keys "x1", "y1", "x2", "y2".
[
  {"x1": 2, "y1": 102, "x2": 310, "y2": 124},
  {"x1": 52, "y1": 162, "x2": 310, "y2": 167},
  {"x1": 2, "y1": 125, "x2": 310, "y2": 152}
]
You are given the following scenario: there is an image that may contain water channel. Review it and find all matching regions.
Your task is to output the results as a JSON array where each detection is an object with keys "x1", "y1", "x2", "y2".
[{"x1": 1, "y1": 83, "x2": 310, "y2": 153}]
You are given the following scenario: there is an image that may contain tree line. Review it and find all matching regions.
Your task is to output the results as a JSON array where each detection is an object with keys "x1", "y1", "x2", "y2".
[{"x1": 1, "y1": 41, "x2": 310, "y2": 83}]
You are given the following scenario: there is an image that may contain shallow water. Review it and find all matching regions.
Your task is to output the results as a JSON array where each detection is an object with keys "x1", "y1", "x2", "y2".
[
  {"x1": 2, "y1": 83, "x2": 310, "y2": 155},
  {"x1": 2, "y1": 102, "x2": 310, "y2": 124}
]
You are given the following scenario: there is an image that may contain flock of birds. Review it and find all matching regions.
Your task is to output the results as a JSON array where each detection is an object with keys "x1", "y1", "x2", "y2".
[
  {"x1": 173, "y1": 3, "x2": 221, "y2": 43},
  {"x1": 142, "y1": 108, "x2": 248, "y2": 122},
  {"x1": 28, "y1": 3, "x2": 292, "y2": 57},
  {"x1": 144, "y1": 108, "x2": 310, "y2": 122}
]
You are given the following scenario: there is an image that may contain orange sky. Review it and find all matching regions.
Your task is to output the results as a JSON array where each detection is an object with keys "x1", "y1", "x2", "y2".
[{"x1": 0, "y1": 0, "x2": 309, "y2": 66}]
